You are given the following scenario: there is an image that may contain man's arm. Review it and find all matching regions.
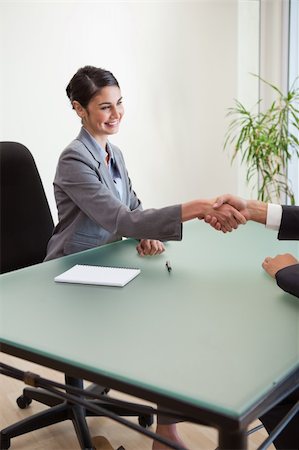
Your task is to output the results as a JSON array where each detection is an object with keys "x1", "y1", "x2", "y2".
[
  {"x1": 212, "y1": 195, "x2": 299, "y2": 239},
  {"x1": 262, "y1": 254, "x2": 299, "y2": 298},
  {"x1": 275, "y1": 265, "x2": 299, "y2": 298},
  {"x1": 211, "y1": 195, "x2": 299, "y2": 298},
  {"x1": 278, "y1": 206, "x2": 299, "y2": 240}
]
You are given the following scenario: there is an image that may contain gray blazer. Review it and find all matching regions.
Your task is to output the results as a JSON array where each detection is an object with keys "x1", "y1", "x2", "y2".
[{"x1": 46, "y1": 128, "x2": 182, "y2": 260}]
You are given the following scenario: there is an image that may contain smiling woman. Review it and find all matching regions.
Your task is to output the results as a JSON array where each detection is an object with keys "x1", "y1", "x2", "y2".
[{"x1": 45, "y1": 65, "x2": 246, "y2": 264}]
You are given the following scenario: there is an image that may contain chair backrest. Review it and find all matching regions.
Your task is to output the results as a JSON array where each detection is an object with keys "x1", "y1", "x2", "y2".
[{"x1": 0, "y1": 142, "x2": 54, "y2": 273}]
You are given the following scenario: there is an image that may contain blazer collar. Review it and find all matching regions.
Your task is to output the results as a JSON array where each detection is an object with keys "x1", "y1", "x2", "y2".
[
  {"x1": 76, "y1": 127, "x2": 120, "y2": 197},
  {"x1": 76, "y1": 127, "x2": 106, "y2": 164}
]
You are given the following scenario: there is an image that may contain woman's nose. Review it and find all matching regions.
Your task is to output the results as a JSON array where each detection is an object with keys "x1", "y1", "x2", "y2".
[{"x1": 110, "y1": 106, "x2": 120, "y2": 119}]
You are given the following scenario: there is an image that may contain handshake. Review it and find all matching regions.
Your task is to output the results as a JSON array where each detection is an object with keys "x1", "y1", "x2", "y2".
[
  {"x1": 202, "y1": 193, "x2": 267, "y2": 233},
  {"x1": 200, "y1": 193, "x2": 298, "y2": 279}
]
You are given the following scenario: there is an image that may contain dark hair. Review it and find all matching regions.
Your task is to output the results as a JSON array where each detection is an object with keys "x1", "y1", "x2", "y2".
[{"x1": 66, "y1": 65, "x2": 119, "y2": 108}]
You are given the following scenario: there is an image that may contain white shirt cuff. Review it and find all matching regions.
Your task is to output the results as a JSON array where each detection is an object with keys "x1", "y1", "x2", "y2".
[{"x1": 266, "y1": 204, "x2": 282, "y2": 230}]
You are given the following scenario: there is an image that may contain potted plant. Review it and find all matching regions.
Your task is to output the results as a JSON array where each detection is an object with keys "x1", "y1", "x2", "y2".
[{"x1": 224, "y1": 75, "x2": 299, "y2": 204}]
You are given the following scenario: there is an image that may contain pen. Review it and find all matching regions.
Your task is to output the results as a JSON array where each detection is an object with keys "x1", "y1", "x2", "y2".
[{"x1": 166, "y1": 260, "x2": 172, "y2": 273}]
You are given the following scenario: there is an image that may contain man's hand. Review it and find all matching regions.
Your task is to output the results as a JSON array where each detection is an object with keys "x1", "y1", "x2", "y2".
[
  {"x1": 136, "y1": 239, "x2": 165, "y2": 256},
  {"x1": 205, "y1": 194, "x2": 267, "y2": 230},
  {"x1": 213, "y1": 194, "x2": 249, "y2": 217},
  {"x1": 181, "y1": 198, "x2": 247, "y2": 232},
  {"x1": 202, "y1": 195, "x2": 248, "y2": 232},
  {"x1": 202, "y1": 202, "x2": 247, "y2": 233},
  {"x1": 262, "y1": 253, "x2": 299, "y2": 278}
]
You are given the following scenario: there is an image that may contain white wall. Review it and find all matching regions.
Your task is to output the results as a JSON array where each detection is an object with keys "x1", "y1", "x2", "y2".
[
  {"x1": 1, "y1": 1, "x2": 243, "y2": 222},
  {"x1": 236, "y1": 0, "x2": 260, "y2": 199}
]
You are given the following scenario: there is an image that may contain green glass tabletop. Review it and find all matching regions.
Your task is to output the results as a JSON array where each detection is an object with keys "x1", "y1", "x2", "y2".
[{"x1": 1, "y1": 221, "x2": 298, "y2": 418}]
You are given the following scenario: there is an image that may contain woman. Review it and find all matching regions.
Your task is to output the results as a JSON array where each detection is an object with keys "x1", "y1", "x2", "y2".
[{"x1": 46, "y1": 66, "x2": 246, "y2": 449}]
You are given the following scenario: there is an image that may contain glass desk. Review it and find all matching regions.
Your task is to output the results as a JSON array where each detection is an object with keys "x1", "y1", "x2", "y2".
[{"x1": 1, "y1": 221, "x2": 299, "y2": 449}]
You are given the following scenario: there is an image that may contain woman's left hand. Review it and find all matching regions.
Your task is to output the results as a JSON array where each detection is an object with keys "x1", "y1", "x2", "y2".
[{"x1": 136, "y1": 239, "x2": 165, "y2": 256}]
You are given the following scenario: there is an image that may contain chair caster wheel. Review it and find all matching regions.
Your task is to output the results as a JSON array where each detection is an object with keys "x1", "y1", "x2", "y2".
[
  {"x1": 138, "y1": 414, "x2": 154, "y2": 428},
  {"x1": 16, "y1": 394, "x2": 32, "y2": 409}
]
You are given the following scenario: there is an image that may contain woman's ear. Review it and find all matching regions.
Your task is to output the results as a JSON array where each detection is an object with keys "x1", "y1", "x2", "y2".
[{"x1": 72, "y1": 101, "x2": 85, "y2": 119}]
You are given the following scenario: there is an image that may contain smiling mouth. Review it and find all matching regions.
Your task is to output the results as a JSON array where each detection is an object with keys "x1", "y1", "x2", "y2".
[{"x1": 105, "y1": 121, "x2": 119, "y2": 127}]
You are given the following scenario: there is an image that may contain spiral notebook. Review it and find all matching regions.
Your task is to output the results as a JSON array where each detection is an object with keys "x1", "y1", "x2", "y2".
[{"x1": 54, "y1": 264, "x2": 140, "y2": 287}]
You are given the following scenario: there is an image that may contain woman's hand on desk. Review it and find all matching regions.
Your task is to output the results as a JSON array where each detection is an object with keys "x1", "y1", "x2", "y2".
[{"x1": 136, "y1": 239, "x2": 165, "y2": 256}]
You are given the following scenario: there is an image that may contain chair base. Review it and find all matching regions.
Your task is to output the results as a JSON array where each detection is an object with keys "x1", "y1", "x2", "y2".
[
  {"x1": 0, "y1": 377, "x2": 153, "y2": 450},
  {"x1": 0, "y1": 401, "x2": 95, "y2": 450}
]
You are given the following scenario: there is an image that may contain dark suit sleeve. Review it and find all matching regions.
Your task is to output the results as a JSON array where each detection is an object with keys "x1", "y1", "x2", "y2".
[
  {"x1": 278, "y1": 206, "x2": 299, "y2": 240},
  {"x1": 275, "y1": 264, "x2": 299, "y2": 298}
]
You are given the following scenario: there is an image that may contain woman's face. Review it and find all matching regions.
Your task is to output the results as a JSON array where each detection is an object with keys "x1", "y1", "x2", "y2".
[{"x1": 74, "y1": 85, "x2": 124, "y2": 145}]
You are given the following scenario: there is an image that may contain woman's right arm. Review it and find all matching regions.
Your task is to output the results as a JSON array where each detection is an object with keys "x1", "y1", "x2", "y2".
[{"x1": 56, "y1": 148, "x2": 245, "y2": 241}]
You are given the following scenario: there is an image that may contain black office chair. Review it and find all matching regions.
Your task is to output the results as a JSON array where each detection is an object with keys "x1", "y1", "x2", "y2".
[
  {"x1": 0, "y1": 142, "x2": 153, "y2": 450},
  {"x1": 0, "y1": 141, "x2": 54, "y2": 274}
]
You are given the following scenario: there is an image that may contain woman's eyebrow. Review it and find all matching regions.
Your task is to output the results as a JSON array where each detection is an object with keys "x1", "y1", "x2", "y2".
[{"x1": 98, "y1": 97, "x2": 123, "y2": 106}]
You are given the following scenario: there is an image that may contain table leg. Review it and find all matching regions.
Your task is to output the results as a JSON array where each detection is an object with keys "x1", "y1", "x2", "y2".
[{"x1": 218, "y1": 429, "x2": 247, "y2": 450}]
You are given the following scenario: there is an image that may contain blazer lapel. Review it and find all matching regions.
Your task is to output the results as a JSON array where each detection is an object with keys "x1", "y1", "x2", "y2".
[{"x1": 76, "y1": 128, "x2": 119, "y2": 196}]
